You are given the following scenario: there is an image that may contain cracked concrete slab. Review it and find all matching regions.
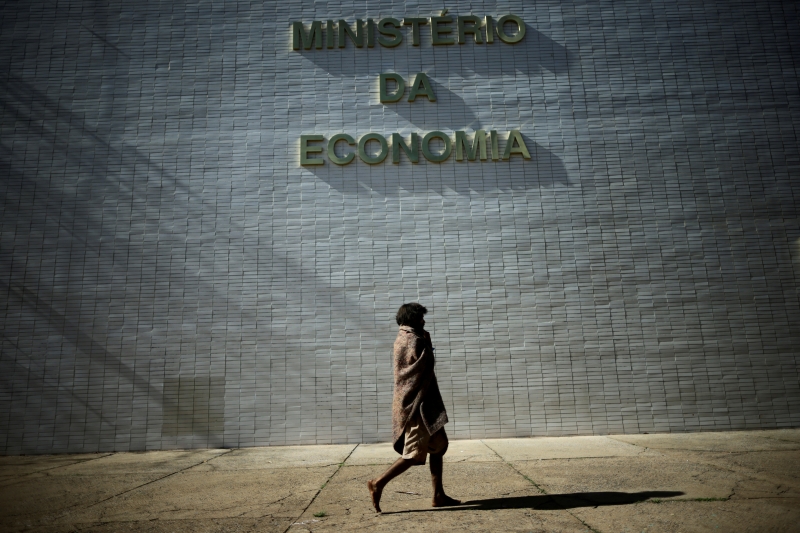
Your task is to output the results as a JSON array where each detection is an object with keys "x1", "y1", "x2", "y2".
[
  {"x1": 699, "y1": 450, "x2": 800, "y2": 485},
  {"x1": 0, "y1": 472, "x2": 166, "y2": 532},
  {"x1": 647, "y1": 449, "x2": 800, "y2": 498},
  {"x1": 63, "y1": 467, "x2": 339, "y2": 524},
  {"x1": 759, "y1": 428, "x2": 800, "y2": 444},
  {"x1": 345, "y1": 440, "x2": 500, "y2": 466},
  {"x1": 1, "y1": 429, "x2": 798, "y2": 532},
  {"x1": 295, "y1": 462, "x2": 592, "y2": 532},
  {"x1": 52, "y1": 449, "x2": 228, "y2": 475},
  {"x1": 483, "y1": 435, "x2": 643, "y2": 461},
  {"x1": 609, "y1": 430, "x2": 800, "y2": 452},
  {"x1": 0, "y1": 449, "x2": 230, "y2": 531},
  {"x1": 442, "y1": 440, "x2": 502, "y2": 463},
  {"x1": 0, "y1": 453, "x2": 111, "y2": 483},
  {"x1": 344, "y1": 443, "x2": 397, "y2": 466},
  {"x1": 512, "y1": 454, "x2": 778, "y2": 501},
  {"x1": 568, "y1": 497, "x2": 800, "y2": 533},
  {"x1": 26, "y1": 517, "x2": 288, "y2": 533},
  {"x1": 193, "y1": 444, "x2": 357, "y2": 471}
]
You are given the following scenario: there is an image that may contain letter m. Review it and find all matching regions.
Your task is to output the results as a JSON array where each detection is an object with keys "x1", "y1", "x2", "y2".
[
  {"x1": 456, "y1": 130, "x2": 488, "y2": 161},
  {"x1": 293, "y1": 21, "x2": 323, "y2": 50}
]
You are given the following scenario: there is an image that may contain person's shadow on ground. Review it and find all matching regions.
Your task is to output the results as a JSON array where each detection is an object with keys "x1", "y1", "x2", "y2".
[{"x1": 384, "y1": 491, "x2": 685, "y2": 513}]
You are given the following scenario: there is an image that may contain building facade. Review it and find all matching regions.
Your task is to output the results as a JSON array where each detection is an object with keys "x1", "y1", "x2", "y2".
[{"x1": 1, "y1": 0, "x2": 799, "y2": 454}]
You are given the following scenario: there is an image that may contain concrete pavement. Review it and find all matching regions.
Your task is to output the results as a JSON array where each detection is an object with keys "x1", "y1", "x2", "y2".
[{"x1": 1, "y1": 429, "x2": 799, "y2": 532}]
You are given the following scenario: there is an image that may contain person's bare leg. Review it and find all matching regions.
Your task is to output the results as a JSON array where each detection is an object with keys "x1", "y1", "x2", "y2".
[
  {"x1": 367, "y1": 457, "x2": 418, "y2": 513},
  {"x1": 429, "y1": 451, "x2": 461, "y2": 507}
]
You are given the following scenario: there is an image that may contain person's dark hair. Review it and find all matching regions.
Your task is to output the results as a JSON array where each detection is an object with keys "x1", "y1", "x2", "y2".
[{"x1": 396, "y1": 302, "x2": 427, "y2": 327}]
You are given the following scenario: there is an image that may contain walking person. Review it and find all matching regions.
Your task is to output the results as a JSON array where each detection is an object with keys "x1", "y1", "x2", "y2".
[{"x1": 367, "y1": 303, "x2": 461, "y2": 512}]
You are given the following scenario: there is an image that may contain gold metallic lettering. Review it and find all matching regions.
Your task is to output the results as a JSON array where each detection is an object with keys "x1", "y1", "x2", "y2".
[
  {"x1": 403, "y1": 18, "x2": 428, "y2": 46},
  {"x1": 484, "y1": 16, "x2": 494, "y2": 43},
  {"x1": 407, "y1": 73, "x2": 436, "y2": 102},
  {"x1": 496, "y1": 14, "x2": 526, "y2": 44},
  {"x1": 430, "y1": 15, "x2": 455, "y2": 45},
  {"x1": 377, "y1": 18, "x2": 403, "y2": 47},
  {"x1": 292, "y1": 21, "x2": 323, "y2": 50},
  {"x1": 380, "y1": 73, "x2": 406, "y2": 103},
  {"x1": 502, "y1": 130, "x2": 531, "y2": 159},
  {"x1": 457, "y1": 16, "x2": 483, "y2": 44},
  {"x1": 328, "y1": 134, "x2": 356, "y2": 165},
  {"x1": 326, "y1": 20, "x2": 335, "y2": 48},
  {"x1": 392, "y1": 133, "x2": 419, "y2": 163},
  {"x1": 300, "y1": 135, "x2": 325, "y2": 165},
  {"x1": 455, "y1": 130, "x2": 488, "y2": 161},
  {"x1": 367, "y1": 19, "x2": 375, "y2": 47},
  {"x1": 358, "y1": 133, "x2": 389, "y2": 164},
  {"x1": 490, "y1": 130, "x2": 499, "y2": 160},
  {"x1": 300, "y1": 130, "x2": 531, "y2": 165},
  {"x1": 338, "y1": 19, "x2": 364, "y2": 48},
  {"x1": 422, "y1": 131, "x2": 452, "y2": 162}
]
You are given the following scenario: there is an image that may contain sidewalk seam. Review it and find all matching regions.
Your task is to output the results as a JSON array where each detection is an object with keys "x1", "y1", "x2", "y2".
[
  {"x1": 280, "y1": 443, "x2": 359, "y2": 533},
  {"x1": 70, "y1": 449, "x2": 235, "y2": 513},
  {"x1": 480, "y1": 440, "x2": 604, "y2": 533},
  {"x1": 0, "y1": 452, "x2": 116, "y2": 488}
]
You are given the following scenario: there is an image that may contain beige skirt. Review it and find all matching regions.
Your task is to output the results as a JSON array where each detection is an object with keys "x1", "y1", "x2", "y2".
[{"x1": 401, "y1": 411, "x2": 448, "y2": 462}]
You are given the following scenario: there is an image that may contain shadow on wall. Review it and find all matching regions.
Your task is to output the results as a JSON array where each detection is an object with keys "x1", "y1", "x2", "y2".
[
  {"x1": 0, "y1": 266, "x2": 164, "y2": 414},
  {"x1": 0, "y1": 68, "x2": 381, "y2": 425},
  {"x1": 298, "y1": 25, "x2": 575, "y2": 78},
  {"x1": 0, "y1": 61, "x2": 389, "y2": 452},
  {"x1": 0, "y1": 72, "x2": 178, "y2": 413},
  {"x1": 162, "y1": 377, "x2": 225, "y2": 441},
  {"x1": 305, "y1": 134, "x2": 570, "y2": 195}
]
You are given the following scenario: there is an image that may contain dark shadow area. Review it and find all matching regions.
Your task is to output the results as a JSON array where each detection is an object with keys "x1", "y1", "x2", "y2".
[
  {"x1": 299, "y1": 25, "x2": 575, "y2": 78},
  {"x1": 0, "y1": 74, "x2": 186, "y2": 194},
  {"x1": 306, "y1": 134, "x2": 570, "y2": 196},
  {"x1": 379, "y1": 78, "x2": 480, "y2": 130},
  {"x1": 384, "y1": 491, "x2": 686, "y2": 514},
  {"x1": 0, "y1": 278, "x2": 164, "y2": 406},
  {"x1": 0, "y1": 68, "x2": 178, "y2": 412},
  {"x1": 0, "y1": 331, "x2": 113, "y2": 428},
  {"x1": 162, "y1": 377, "x2": 225, "y2": 439},
  {"x1": 0, "y1": 61, "x2": 385, "y2": 452}
]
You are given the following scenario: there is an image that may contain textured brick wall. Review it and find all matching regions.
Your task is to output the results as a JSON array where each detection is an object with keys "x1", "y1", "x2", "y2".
[{"x1": 1, "y1": 0, "x2": 799, "y2": 454}]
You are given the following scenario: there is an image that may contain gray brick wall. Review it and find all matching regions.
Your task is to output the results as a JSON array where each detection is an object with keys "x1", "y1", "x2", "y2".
[{"x1": 1, "y1": 0, "x2": 798, "y2": 454}]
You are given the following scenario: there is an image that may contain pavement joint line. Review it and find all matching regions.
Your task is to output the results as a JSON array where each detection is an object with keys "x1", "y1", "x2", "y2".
[
  {"x1": 673, "y1": 497, "x2": 731, "y2": 502},
  {"x1": 0, "y1": 453, "x2": 117, "y2": 491},
  {"x1": 3, "y1": 452, "x2": 116, "y2": 483},
  {"x1": 657, "y1": 450, "x2": 800, "y2": 491},
  {"x1": 280, "y1": 443, "x2": 358, "y2": 533},
  {"x1": 759, "y1": 434, "x2": 800, "y2": 446},
  {"x1": 70, "y1": 449, "x2": 235, "y2": 514},
  {"x1": 606, "y1": 436, "x2": 647, "y2": 448},
  {"x1": 480, "y1": 440, "x2": 604, "y2": 533}
]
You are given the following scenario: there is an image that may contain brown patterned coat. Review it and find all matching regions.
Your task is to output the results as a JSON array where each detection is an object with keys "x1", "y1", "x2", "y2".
[{"x1": 391, "y1": 325, "x2": 448, "y2": 455}]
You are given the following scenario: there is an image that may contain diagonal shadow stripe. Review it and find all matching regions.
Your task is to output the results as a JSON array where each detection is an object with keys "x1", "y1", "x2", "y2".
[
  {"x1": 0, "y1": 278, "x2": 163, "y2": 406},
  {"x1": 0, "y1": 331, "x2": 114, "y2": 427},
  {"x1": 0, "y1": 75, "x2": 186, "y2": 194}
]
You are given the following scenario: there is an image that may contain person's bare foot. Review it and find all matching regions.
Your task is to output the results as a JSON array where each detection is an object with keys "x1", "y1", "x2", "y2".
[
  {"x1": 367, "y1": 479, "x2": 382, "y2": 513},
  {"x1": 432, "y1": 493, "x2": 461, "y2": 507}
]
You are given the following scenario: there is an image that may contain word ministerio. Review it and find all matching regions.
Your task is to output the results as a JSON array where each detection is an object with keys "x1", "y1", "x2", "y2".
[{"x1": 291, "y1": 11, "x2": 525, "y2": 49}]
